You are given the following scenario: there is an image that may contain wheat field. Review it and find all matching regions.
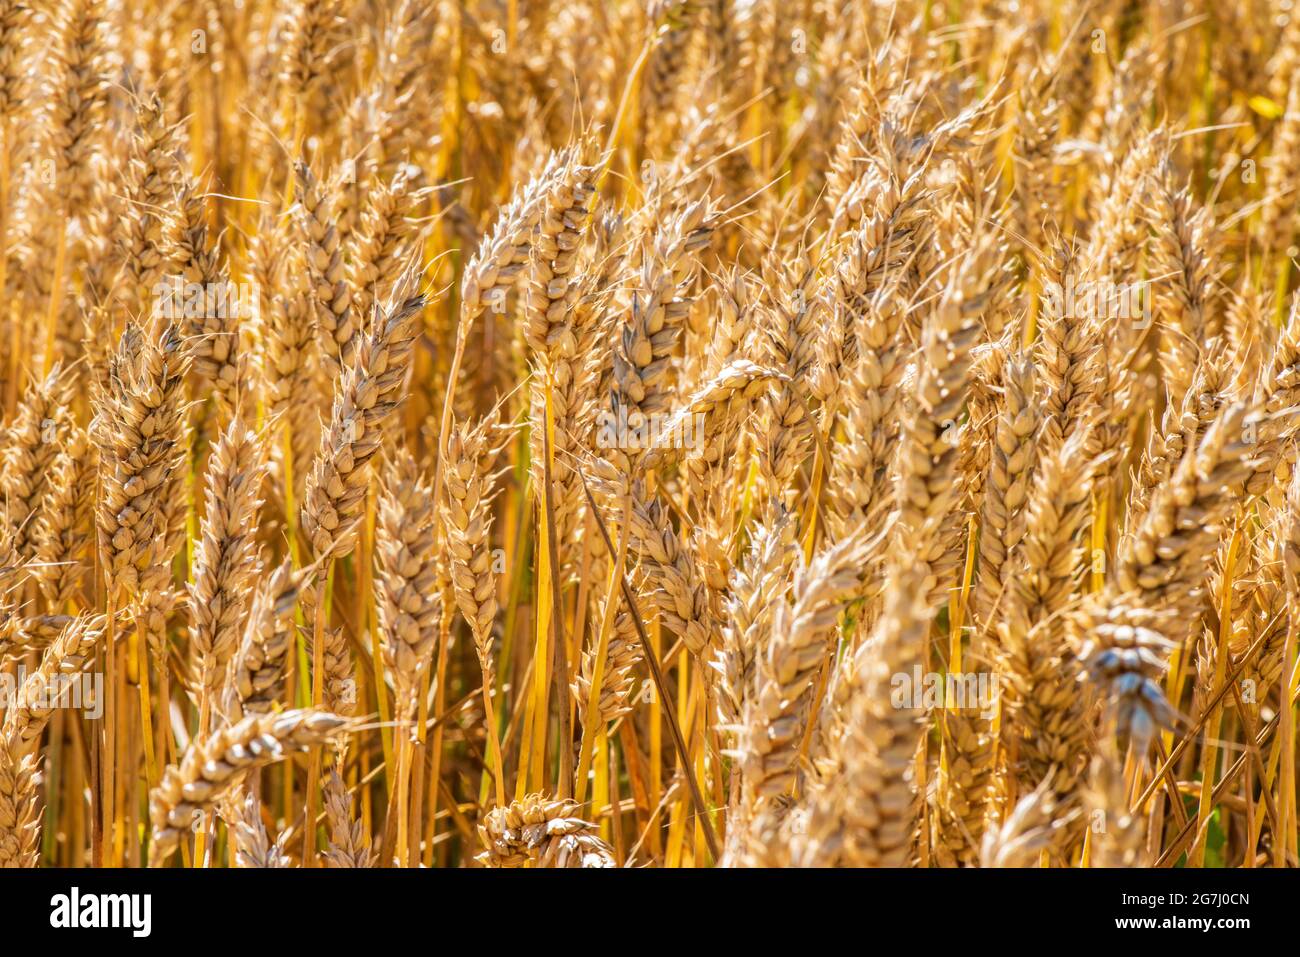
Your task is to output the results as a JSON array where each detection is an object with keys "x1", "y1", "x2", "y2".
[{"x1": 0, "y1": 0, "x2": 1296, "y2": 870}]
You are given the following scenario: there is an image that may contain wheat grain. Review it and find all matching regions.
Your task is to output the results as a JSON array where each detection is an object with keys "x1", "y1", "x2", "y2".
[{"x1": 148, "y1": 708, "x2": 351, "y2": 866}]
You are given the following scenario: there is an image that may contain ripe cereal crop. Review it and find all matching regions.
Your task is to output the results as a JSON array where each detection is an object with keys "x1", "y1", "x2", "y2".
[{"x1": 0, "y1": 0, "x2": 1297, "y2": 871}]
